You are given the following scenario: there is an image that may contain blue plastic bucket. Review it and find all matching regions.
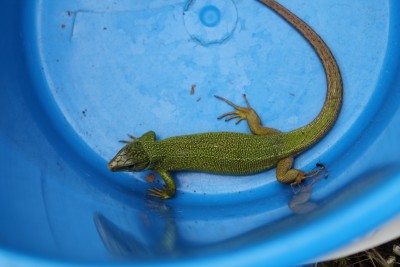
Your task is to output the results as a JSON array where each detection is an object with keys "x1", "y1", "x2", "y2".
[{"x1": 1, "y1": 0, "x2": 400, "y2": 266}]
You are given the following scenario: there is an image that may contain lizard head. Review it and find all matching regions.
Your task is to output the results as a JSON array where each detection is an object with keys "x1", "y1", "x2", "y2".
[
  {"x1": 108, "y1": 131, "x2": 155, "y2": 172},
  {"x1": 108, "y1": 141, "x2": 150, "y2": 172},
  {"x1": 108, "y1": 131, "x2": 156, "y2": 172}
]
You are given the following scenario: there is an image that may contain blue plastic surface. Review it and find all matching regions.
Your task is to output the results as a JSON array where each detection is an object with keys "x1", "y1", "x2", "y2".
[{"x1": 1, "y1": 0, "x2": 400, "y2": 266}]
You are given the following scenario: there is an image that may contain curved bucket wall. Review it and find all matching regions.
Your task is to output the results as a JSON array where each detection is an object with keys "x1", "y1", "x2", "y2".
[{"x1": 1, "y1": 0, "x2": 400, "y2": 266}]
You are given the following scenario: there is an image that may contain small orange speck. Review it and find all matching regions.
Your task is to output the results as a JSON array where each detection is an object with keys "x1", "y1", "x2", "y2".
[
  {"x1": 190, "y1": 84, "x2": 196, "y2": 95},
  {"x1": 145, "y1": 173, "x2": 156, "y2": 183}
]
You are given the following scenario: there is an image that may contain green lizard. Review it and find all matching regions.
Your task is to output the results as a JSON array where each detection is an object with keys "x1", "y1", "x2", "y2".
[{"x1": 108, "y1": 0, "x2": 343, "y2": 199}]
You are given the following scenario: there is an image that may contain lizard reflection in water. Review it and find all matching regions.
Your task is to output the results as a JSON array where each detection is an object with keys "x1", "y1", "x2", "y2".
[{"x1": 108, "y1": 0, "x2": 343, "y2": 199}]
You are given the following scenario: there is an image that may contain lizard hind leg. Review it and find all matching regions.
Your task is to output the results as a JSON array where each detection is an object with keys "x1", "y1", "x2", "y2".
[
  {"x1": 276, "y1": 156, "x2": 325, "y2": 186},
  {"x1": 276, "y1": 157, "x2": 325, "y2": 186},
  {"x1": 214, "y1": 94, "x2": 280, "y2": 135}
]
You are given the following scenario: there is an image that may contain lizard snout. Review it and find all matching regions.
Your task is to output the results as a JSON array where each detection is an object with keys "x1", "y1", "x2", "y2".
[{"x1": 107, "y1": 160, "x2": 118, "y2": 171}]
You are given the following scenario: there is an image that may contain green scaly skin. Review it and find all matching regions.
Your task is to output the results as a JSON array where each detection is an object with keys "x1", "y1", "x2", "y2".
[{"x1": 108, "y1": 0, "x2": 343, "y2": 199}]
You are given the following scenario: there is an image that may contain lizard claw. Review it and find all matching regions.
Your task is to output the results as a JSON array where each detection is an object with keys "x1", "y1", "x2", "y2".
[
  {"x1": 148, "y1": 187, "x2": 173, "y2": 200},
  {"x1": 304, "y1": 164, "x2": 325, "y2": 179},
  {"x1": 215, "y1": 94, "x2": 253, "y2": 124}
]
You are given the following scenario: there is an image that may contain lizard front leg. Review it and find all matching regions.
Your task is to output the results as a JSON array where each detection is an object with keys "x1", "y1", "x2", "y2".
[
  {"x1": 215, "y1": 94, "x2": 280, "y2": 135},
  {"x1": 148, "y1": 170, "x2": 176, "y2": 200}
]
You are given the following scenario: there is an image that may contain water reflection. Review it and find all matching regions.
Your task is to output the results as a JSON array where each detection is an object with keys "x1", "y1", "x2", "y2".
[
  {"x1": 94, "y1": 200, "x2": 180, "y2": 259},
  {"x1": 289, "y1": 167, "x2": 328, "y2": 214}
]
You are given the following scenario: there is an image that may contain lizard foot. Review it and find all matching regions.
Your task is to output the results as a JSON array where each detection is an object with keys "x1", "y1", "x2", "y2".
[
  {"x1": 290, "y1": 164, "x2": 326, "y2": 186},
  {"x1": 119, "y1": 134, "x2": 136, "y2": 143},
  {"x1": 148, "y1": 187, "x2": 173, "y2": 200},
  {"x1": 215, "y1": 94, "x2": 254, "y2": 124}
]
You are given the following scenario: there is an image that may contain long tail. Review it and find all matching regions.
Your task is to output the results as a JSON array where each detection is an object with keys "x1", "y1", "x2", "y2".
[{"x1": 258, "y1": 0, "x2": 343, "y2": 153}]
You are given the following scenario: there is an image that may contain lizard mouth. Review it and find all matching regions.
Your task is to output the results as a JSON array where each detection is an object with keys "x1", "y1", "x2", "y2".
[
  {"x1": 107, "y1": 160, "x2": 149, "y2": 172},
  {"x1": 107, "y1": 161, "x2": 134, "y2": 172}
]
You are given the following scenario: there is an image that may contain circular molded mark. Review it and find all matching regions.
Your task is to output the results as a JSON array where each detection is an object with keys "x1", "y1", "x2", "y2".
[
  {"x1": 200, "y1": 5, "x2": 221, "y2": 27},
  {"x1": 183, "y1": 0, "x2": 238, "y2": 45}
]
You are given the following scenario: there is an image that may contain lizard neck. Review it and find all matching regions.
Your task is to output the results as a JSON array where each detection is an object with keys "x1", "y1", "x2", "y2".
[{"x1": 260, "y1": 0, "x2": 343, "y2": 153}]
